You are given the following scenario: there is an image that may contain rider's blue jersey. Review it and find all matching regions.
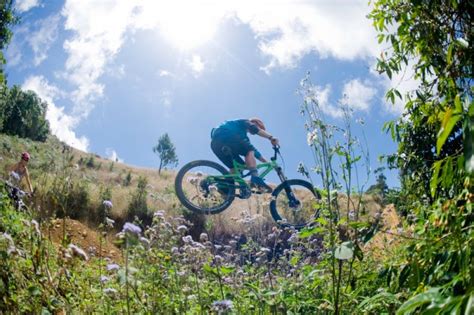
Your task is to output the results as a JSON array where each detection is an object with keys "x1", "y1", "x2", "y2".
[{"x1": 211, "y1": 119, "x2": 262, "y2": 159}]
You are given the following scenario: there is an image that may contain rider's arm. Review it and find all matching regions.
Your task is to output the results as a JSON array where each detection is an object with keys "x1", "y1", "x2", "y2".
[
  {"x1": 257, "y1": 129, "x2": 280, "y2": 146},
  {"x1": 24, "y1": 167, "x2": 33, "y2": 193}
]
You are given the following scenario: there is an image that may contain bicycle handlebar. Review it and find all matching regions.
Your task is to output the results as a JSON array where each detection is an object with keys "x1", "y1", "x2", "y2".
[{"x1": 271, "y1": 145, "x2": 280, "y2": 161}]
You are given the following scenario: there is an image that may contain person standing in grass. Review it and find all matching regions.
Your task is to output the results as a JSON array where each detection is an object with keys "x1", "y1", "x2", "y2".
[{"x1": 6, "y1": 151, "x2": 34, "y2": 193}]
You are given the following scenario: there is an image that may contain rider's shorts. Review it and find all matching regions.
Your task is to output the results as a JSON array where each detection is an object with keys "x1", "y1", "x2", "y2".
[{"x1": 211, "y1": 133, "x2": 254, "y2": 168}]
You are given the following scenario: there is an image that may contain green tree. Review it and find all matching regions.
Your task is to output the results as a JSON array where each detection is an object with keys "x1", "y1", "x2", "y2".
[
  {"x1": 0, "y1": 0, "x2": 18, "y2": 84},
  {"x1": 127, "y1": 176, "x2": 150, "y2": 225},
  {"x1": 2, "y1": 86, "x2": 50, "y2": 141},
  {"x1": 152, "y1": 133, "x2": 178, "y2": 174},
  {"x1": 371, "y1": 0, "x2": 473, "y2": 200},
  {"x1": 370, "y1": 1, "x2": 473, "y2": 313}
]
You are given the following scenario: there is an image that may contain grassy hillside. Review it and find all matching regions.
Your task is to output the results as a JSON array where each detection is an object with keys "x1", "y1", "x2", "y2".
[{"x1": 0, "y1": 134, "x2": 384, "y2": 239}]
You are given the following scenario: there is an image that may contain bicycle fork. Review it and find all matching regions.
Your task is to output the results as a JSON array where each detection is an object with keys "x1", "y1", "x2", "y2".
[{"x1": 275, "y1": 167, "x2": 301, "y2": 208}]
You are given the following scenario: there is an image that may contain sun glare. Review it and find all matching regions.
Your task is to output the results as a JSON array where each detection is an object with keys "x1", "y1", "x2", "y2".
[{"x1": 156, "y1": 2, "x2": 223, "y2": 50}]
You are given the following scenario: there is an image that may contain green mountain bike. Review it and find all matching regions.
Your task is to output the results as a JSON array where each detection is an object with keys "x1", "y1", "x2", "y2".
[{"x1": 175, "y1": 146, "x2": 321, "y2": 228}]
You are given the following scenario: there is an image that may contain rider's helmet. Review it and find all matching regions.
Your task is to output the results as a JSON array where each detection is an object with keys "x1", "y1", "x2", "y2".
[
  {"x1": 249, "y1": 117, "x2": 266, "y2": 130},
  {"x1": 21, "y1": 152, "x2": 30, "y2": 162}
]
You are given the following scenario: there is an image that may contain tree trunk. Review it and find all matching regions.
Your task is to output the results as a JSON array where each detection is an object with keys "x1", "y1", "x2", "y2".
[{"x1": 159, "y1": 160, "x2": 163, "y2": 174}]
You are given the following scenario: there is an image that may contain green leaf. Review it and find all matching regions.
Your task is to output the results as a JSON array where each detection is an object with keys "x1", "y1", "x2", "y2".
[
  {"x1": 464, "y1": 101, "x2": 474, "y2": 174},
  {"x1": 437, "y1": 106, "x2": 461, "y2": 155},
  {"x1": 430, "y1": 160, "x2": 442, "y2": 198},
  {"x1": 465, "y1": 293, "x2": 474, "y2": 315},
  {"x1": 334, "y1": 241, "x2": 354, "y2": 260},
  {"x1": 396, "y1": 288, "x2": 443, "y2": 315}
]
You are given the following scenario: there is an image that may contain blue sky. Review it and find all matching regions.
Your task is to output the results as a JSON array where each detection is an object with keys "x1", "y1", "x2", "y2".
[{"x1": 6, "y1": 0, "x2": 420, "y2": 188}]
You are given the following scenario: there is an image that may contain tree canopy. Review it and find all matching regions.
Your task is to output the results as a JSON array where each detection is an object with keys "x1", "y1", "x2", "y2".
[{"x1": 152, "y1": 133, "x2": 178, "y2": 174}]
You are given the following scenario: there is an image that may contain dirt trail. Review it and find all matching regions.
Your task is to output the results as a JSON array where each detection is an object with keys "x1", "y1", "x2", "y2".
[{"x1": 43, "y1": 218, "x2": 122, "y2": 262}]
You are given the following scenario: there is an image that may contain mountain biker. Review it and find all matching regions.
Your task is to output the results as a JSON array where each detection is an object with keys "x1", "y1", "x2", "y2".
[
  {"x1": 6, "y1": 152, "x2": 34, "y2": 193},
  {"x1": 211, "y1": 118, "x2": 279, "y2": 192}
]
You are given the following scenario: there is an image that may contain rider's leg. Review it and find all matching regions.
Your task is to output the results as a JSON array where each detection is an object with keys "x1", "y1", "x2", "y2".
[
  {"x1": 246, "y1": 151, "x2": 272, "y2": 192},
  {"x1": 245, "y1": 150, "x2": 257, "y2": 173}
]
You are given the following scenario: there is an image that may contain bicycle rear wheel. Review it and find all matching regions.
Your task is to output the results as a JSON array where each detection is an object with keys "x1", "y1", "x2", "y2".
[
  {"x1": 175, "y1": 160, "x2": 235, "y2": 214},
  {"x1": 270, "y1": 179, "x2": 321, "y2": 229}
]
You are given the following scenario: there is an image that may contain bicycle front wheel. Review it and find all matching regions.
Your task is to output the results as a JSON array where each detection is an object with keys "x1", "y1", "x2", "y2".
[
  {"x1": 270, "y1": 179, "x2": 321, "y2": 229},
  {"x1": 175, "y1": 160, "x2": 235, "y2": 214}
]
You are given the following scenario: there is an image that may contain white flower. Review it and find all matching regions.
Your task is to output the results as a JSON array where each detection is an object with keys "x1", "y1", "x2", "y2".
[
  {"x1": 105, "y1": 217, "x2": 115, "y2": 228},
  {"x1": 199, "y1": 233, "x2": 209, "y2": 242},
  {"x1": 177, "y1": 225, "x2": 188, "y2": 233},
  {"x1": 212, "y1": 300, "x2": 233, "y2": 312},
  {"x1": 154, "y1": 210, "x2": 165, "y2": 218},
  {"x1": 182, "y1": 235, "x2": 193, "y2": 244},
  {"x1": 456, "y1": 37, "x2": 469, "y2": 48},
  {"x1": 306, "y1": 130, "x2": 318, "y2": 146},
  {"x1": 31, "y1": 219, "x2": 41, "y2": 236},
  {"x1": 68, "y1": 244, "x2": 89, "y2": 261}
]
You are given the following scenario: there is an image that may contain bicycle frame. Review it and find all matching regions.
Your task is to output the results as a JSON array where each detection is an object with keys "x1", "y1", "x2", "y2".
[{"x1": 208, "y1": 146, "x2": 287, "y2": 190}]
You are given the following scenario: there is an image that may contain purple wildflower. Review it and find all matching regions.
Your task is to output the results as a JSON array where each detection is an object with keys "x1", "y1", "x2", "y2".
[
  {"x1": 107, "y1": 263, "x2": 120, "y2": 271},
  {"x1": 102, "y1": 200, "x2": 113, "y2": 209},
  {"x1": 122, "y1": 222, "x2": 141, "y2": 235}
]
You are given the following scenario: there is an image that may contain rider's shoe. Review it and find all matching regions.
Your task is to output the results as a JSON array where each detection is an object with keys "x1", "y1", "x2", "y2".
[{"x1": 250, "y1": 175, "x2": 273, "y2": 193}]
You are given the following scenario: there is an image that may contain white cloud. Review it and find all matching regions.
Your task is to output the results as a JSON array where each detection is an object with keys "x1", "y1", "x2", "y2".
[
  {"x1": 307, "y1": 84, "x2": 343, "y2": 118},
  {"x1": 52, "y1": 0, "x2": 384, "y2": 141},
  {"x1": 159, "y1": 70, "x2": 172, "y2": 77},
  {"x1": 28, "y1": 14, "x2": 60, "y2": 66},
  {"x1": 105, "y1": 148, "x2": 124, "y2": 163},
  {"x1": 22, "y1": 75, "x2": 89, "y2": 151},
  {"x1": 61, "y1": 0, "x2": 137, "y2": 118},
  {"x1": 15, "y1": 0, "x2": 40, "y2": 13},
  {"x1": 188, "y1": 55, "x2": 205, "y2": 77},
  {"x1": 340, "y1": 79, "x2": 376, "y2": 111},
  {"x1": 233, "y1": 0, "x2": 378, "y2": 73}
]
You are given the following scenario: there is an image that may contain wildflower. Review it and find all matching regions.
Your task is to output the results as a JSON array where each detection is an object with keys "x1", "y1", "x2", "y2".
[
  {"x1": 212, "y1": 300, "x2": 233, "y2": 313},
  {"x1": 1, "y1": 232, "x2": 17, "y2": 255},
  {"x1": 103, "y1": 288, "x2": 118, "y2": 295},
  {"x1": 100, "y1": 275, "x2": 110, "y2": 283},
  {"x1": 348, "y1": 210, "x2": 356, "y2": 220},
  {"x1": 105, "y1": 217, "x2": 115, "y2": 228},
  {"x1": 107, "y1": 263, "x2": 120, "y2": 271},
  {"x1": 199, "y1": 233, "x2": 208, "y2": 242},
  {"x1": 307, "y1": 130, "x2": 318, "y2": 146},
  {"x1": 102, "y1": 200, "x2": 113, "y2": 209},
  {"x1": 122, "y1": 222, "x2": 141, "y2": 236},
  {"x1": 31, "y1": 219, "x2": 41, "y2": 236},
  {"x1": 456, "y1": 37, "x2": 469, "y2": 48},
  {"x1": 140, "y1": 237, "x2": 150, "y2": 247},
  {"x1": 182, "y1": 235, "x2": 193, "y2": 244},
  {"x1": 154, "y1": 210, "x2": 165, "y2": 218},
  {"x1": 68, "y1": 244, "x2": 89, "y2": 261},
  {"x1": 177, "y1": 225, "x2": 188, "y2": 233},
  {"x1": 171, "y1": 247, "x2": 179, "y2": 255}
]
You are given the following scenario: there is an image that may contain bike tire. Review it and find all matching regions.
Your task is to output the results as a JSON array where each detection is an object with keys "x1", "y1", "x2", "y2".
[
  {"x1": 270, "y1": 179, "x2": 321, "y2": 229},
  {"x1": 175, "y1": 160, "x2": 235, "y2": 214}
]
